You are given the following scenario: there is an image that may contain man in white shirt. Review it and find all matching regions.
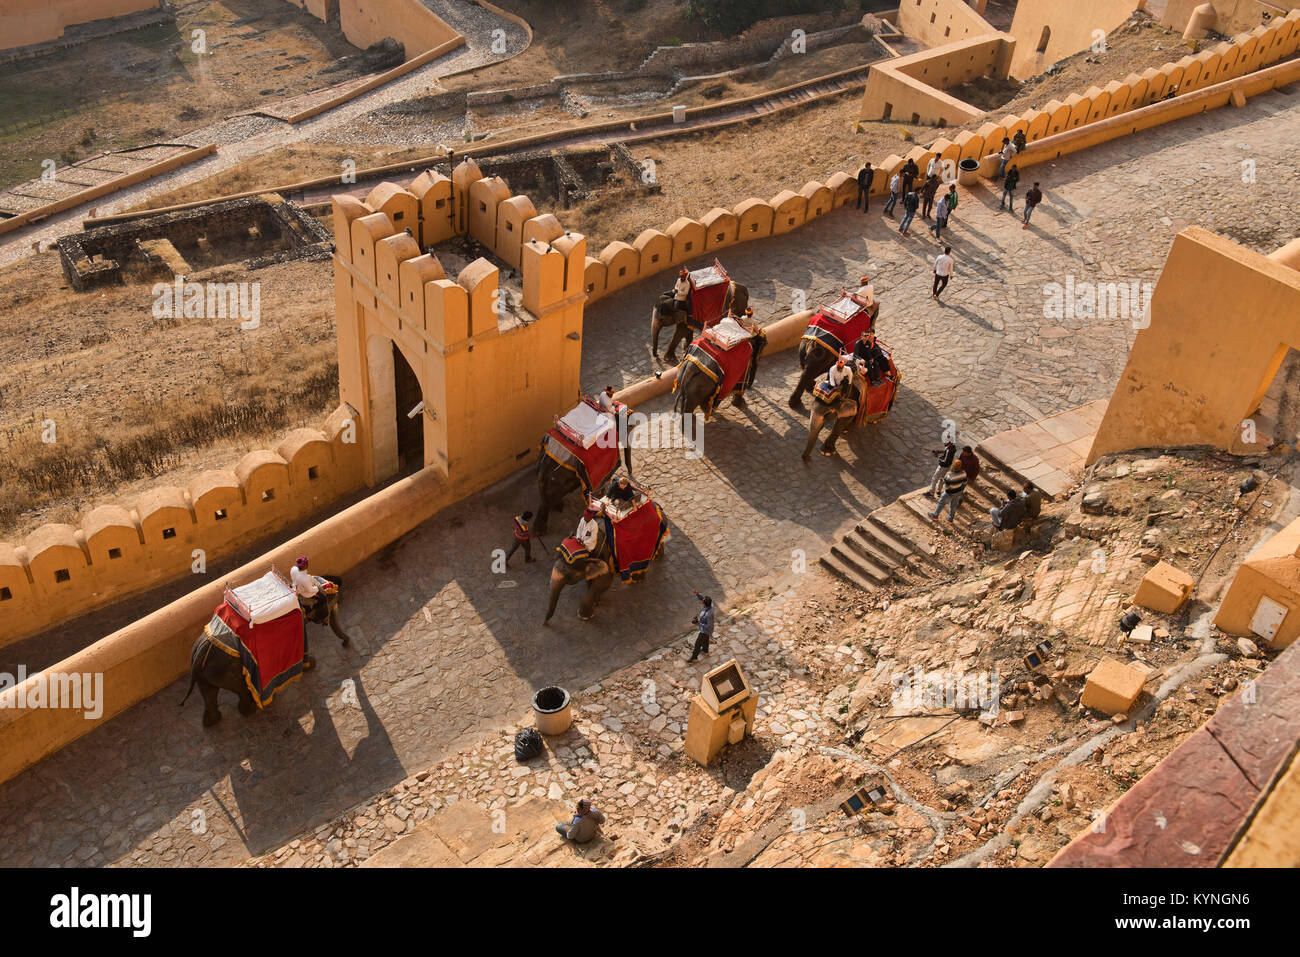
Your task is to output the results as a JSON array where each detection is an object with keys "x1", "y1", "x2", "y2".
[
  {"x1": 926, "y1": 154, "x2": 943, "y2": 181},
  {"x1": 883, "y1": 172, "x2": 901, "y2": 216},
  {"x1": 575, "y1": 507, "x2": 601, "y2": 551},
  {"x1": 932, "y1": 246, "x2": 955, "y2": 301},
  {"x1": 597, "y1": 385, "x2": 617, "y2": 413},
  {"x1": 995, "y1": 137, "x2": 1017, "y2": 180},
  {"x1": 290, "y1": 556, "x2": 324, "y2": 621},
  {"x1": 828, "y1": 356, "x2": 856, "y2": 391}
]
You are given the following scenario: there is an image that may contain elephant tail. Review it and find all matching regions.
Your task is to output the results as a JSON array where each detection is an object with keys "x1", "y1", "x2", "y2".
[{"x1": 180, "y1": 638, "x2": 208, "y2": 707}]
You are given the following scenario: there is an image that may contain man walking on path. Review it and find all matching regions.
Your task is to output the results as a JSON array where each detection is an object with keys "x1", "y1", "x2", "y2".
[
  {"x1": 929, "y1": 440, "x2": 957, "y2": 497},
  {"x1": 688, "y1": 592, "x2": 715, "y2": 662},
  {"x1": 931, "y1": 462, "x2": 967, "y2": 523},
  {"x1": 1023, "y1": 182, "x2": 1044, "y2": 228},
  {"x1": 1000, "y1": 164, "x2": 1020, "y2": 213},
  {"x1": 883, "y1": 170, "x2": 901, "y2": 216},
  {"x1": 930, "y1": 191, "x2": 949, "y2": 240},
  {"x1": 505, "y1": 510, "x2": 538, "y2": 565},
  {"x1": 856, "y1": 163, "x2": 873, "y2": 211},
  {"x1": 899, "y1": 188, "x2": 919, "y2": 236},
  {"x1": 932, "y1": 247, "x2": 954, "y2": 300},
  {"x1": 920, "y1": 174, "x2": 939, "y2": 220},
  {"x1": 942, "y1": 184, "x2": 959, "y2": 225}
]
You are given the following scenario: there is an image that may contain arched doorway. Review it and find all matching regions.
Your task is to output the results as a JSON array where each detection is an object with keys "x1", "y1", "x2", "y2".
[
  {"x1": 392, "y1": 341, "x2": 424, "y2": 474},
  {"x1": 364, "y1": 332, "x2": 426, "y2": 482}
]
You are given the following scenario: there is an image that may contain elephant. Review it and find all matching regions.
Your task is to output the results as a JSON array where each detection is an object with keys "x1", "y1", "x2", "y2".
[
  {"x1": 788, "y1": 301, "x2": 879, "y2": 410},
  {"x1": 672, "y1": 331, "x2": 767, "y2": 420},
  {"x1": 181, "y1": 575, "x2": 350, "y2": 727},
  {"x1": 650, "y1": 281, "x2": 749, "y2": 362},
  {"x1": 534, "y1": 412, "x2": 633, "y2": 536},
  {"x1": 801, "y1": 377, "x2": 867, "y2": 462},
  {"x1": 543, "y1": 507, "x2": 666, "y2": 623},
  {"x1": 788, "y1": 339, "x2": 839, "y2": 411},
  {"x1": 543, "y1": 525, "x2": 615, "y2": 624}
]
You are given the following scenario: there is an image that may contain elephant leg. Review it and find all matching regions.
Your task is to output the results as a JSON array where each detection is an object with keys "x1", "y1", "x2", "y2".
[
  {"x1": 731, "y1": 392, "x2": 746, "y2": 408},
  {"x1": 822, "y1": 413, "x2": 851, "y2": 456},
  {"x1": 578, "y1": 573, "x2": 613, "y2": 621},
  {"x1": 650, "y1": 309, "x2": 664, "y2": 358},
  {"x1": 802, "y1": 410, "x2": 826, "y2": 462},
  {"x1": 789, "y1": 368, "x2": 814, "y2": 411},
  {"x1": 198, "y1": 677, "x2": 222, "y2": 727},
  {"x1": 237, "y1": 688, "x2": 257, "y2": 716},
  {"x1": 665, "y1": 323, "x2": 688, "y2": 361}
]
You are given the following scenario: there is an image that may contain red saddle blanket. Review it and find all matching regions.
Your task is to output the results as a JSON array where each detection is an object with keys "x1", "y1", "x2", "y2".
[
  {"x1": 601, "y1": 499, "x2": 668, "y2": 583},
  {"x1": 803, "y1": 302, "x2": 875, "y2": 358},
  {"x1": 681, "y1": 336, "x2": 754, "y2": 407},
  {"x1": 208, "y1": 601, "x2": 305, "y2": 708},
  {"x1": 556, "y1": 537, "x2": 591, "y2": 566},
  {"x1": 542, "y1": 426, "x2": 621, "y2": 495}
]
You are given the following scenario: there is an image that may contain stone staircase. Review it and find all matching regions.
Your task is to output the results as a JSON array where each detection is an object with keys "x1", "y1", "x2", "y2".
[{"x1": 820, "y1": 444, "x2": 1039, "y2": 594}]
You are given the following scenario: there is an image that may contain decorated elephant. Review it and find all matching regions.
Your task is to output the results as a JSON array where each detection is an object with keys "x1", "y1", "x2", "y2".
[
  {"x1": 543, "y1": 498, "x2": 668, "y2": 623},
  {"x1": 534, "y1": 417, "x2": 633, "y2": 536},
  {"x1": 801, "y1": 376, "x2": 867, "y2": 462},
  {"x1": 672, "y1": 327, "x2": 766, "y2": 420},
  {"x1": 788, "y1": 338, "x2": 840, "y2": 411},
  {"x1": 180, "y1": 575, "x2": 349, "y2": 727},
  {"x1": 788, "y1": 294, "x2": 879, "y2": 410},
  {"x1": 543, "y1": 526, "x2": 616, "y2": 624},
  {"x1": 650, "y1": 280, "x2": 749, "y2": 362},
  {"x1": 800, "y1": 348, "x2": 899, "y2": 461}
]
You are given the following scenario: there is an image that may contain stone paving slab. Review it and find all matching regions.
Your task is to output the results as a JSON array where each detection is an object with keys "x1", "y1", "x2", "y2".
[{"x1": 979, "y1": 399, "x2": 1108, "y2": 497}]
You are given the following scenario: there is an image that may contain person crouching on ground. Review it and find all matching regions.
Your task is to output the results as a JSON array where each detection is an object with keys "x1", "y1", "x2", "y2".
[{"x1": 556, "y1": 799, "x2": 605, "y2": 843}]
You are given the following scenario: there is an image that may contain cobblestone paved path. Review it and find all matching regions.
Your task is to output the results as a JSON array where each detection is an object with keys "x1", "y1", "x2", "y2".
[{"x1": 0, "y1": 94, "x2": 1296, "y2": 866}]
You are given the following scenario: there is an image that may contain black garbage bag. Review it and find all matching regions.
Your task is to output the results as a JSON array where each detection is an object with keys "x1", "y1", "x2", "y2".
[{"x1": 514, "y1": 728, "x2": 544, "y2": 762}]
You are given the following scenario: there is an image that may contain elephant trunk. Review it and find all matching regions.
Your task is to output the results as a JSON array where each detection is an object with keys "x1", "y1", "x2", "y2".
[
  {"x1": 544, "y1": 567, "x2": 566, "y2": 624},
  {"x1": 803, "y1": 408, "x2": 826, "y2": 460},
  {"x1": 328, "y1": 604, "x2": 351, "y2": 646}
]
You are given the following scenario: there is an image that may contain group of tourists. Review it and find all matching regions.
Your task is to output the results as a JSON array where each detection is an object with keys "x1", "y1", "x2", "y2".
[
  {"x1": 854, "y1": 130, "x2": 1048, "y2": 242},
  {"x1": 927, "y1": 440, "x2": 1042, "y2": 531}
]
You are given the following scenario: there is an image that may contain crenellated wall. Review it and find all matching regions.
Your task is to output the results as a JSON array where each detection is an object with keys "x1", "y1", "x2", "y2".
[
  {"x1": 861, "y1": 7, "x2": 1300, "y2": 140},
  {"x1": 331, "y1": 161, "x2": 587, "y2": 491},
  {"x1": 0, "y1": 409, "x2": 366, "y2": 648}
]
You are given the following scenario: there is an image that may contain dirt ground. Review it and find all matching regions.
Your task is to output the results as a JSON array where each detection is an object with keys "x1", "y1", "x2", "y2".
[
  {"x1": 958, "y1": 12, "x2": 1192, "y2": 130},
  {"x1": 0, "y1": 0, "x2": 365, "y2": 189},
  {"x1": 0, "y1": 252, "x2": 337, "y2": 539},
  {"x1": 136, "y1": 32, "x2": 894, "y2": 212},
  {"x1": 441, "y1": 0, "x2": 874, "y2": 91}
]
